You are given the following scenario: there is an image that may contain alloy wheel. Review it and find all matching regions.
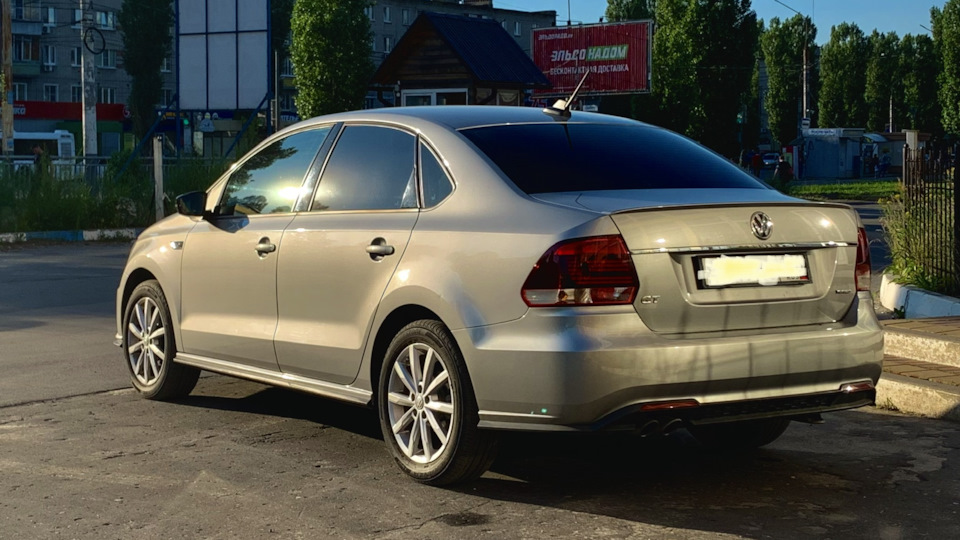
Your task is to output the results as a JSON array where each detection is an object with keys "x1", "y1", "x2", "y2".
[
  {"x1": 386, "y1": 343, "x2": 455, "y2": 464},
  {"x1": 126, "y1": 296, "x2": 166, "y2": 386}
]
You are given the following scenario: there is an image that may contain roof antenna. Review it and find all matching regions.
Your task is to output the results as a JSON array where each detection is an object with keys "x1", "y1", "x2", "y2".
[{"x1": 543, "y1": 69, "x2": 589, "y2": 118}]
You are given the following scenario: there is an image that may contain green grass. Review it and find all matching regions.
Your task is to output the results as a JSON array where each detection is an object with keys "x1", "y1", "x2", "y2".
[{"x1": 786, "y1": 179, "x2": 901, "y2": 202}]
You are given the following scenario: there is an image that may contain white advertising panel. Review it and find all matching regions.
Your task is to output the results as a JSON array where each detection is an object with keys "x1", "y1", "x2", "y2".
[{"x1": 177, "y1": 0, "x2": 269, "y2": 110}]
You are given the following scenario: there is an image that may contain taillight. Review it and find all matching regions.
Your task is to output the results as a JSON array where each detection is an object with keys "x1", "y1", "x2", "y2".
[
  {"x1": 856, "y1": 227, "x2": 871, "y2": 292},
  {"x1": 521, "y1": 235, "x2": 639, "y2": 306}
]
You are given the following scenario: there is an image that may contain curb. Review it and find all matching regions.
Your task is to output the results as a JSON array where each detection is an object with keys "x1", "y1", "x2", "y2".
[
  {"x1": 879, "y1": 273, "x2": 960, "y2": 318},
  {"x1": 876, "y1": 372, "x2": 960, "y2": 422},
  {"x1": 0, "y1": 228, "x2": 141, "y2": 244}
]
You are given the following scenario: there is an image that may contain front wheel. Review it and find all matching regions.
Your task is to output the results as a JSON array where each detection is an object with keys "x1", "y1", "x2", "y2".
[
  {"x1": 122, "y1": 280, "x2": 199, "y2": 400},
  {"x1": 378, "y1": 320, "x2": 497, "y2": 485}
]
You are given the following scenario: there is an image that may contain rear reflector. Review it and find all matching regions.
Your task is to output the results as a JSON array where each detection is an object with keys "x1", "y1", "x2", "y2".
[
  {"x1": 841, "y1": 381, "x2": 875, "y2": 393},
  {"x1": 640, "y1": 399, "x2": 701, "y2": 411},
  {"x1": 522, "y1": 235, "x2": 639, "y2": 306},
  {"x1": 855, "y1": 227, "x2": 871, "y2": 292}
]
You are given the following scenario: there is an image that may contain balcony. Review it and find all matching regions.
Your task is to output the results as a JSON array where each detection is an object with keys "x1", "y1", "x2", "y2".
[
  {"x1": 12, "y1": 1, "x2": 43, "y2": 35},
  {"x1": 13, "y1": 60, "x2": 41, "y2": 78}
]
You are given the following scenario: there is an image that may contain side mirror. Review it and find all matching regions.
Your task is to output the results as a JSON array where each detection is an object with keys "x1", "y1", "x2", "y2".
[{"x1": 176, "y1": 191, "x2": 207, "y2": 217}]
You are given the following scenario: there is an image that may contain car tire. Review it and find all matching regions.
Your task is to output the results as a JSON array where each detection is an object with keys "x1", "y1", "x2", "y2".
[
  {"x1": 378, "y1": 320, "x2": 498, "y2": 486},
  {"x1": 122, "y1": 280, "x2": 199, "y2": 400},
  {"x1": 687, "y1": 417, "x2": 791, "y2": 451}
]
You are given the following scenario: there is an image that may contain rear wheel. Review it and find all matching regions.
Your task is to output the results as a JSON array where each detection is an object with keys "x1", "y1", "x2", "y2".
[
  {"x1": 122, "y1": 280, "x2": 199, "y2": 400},
  {"x1": 687, "y1": 417, "x2": 791, "y2": 451},
  {"x1": 378, "y1": 320, "x2": 497, "y2": 485}
]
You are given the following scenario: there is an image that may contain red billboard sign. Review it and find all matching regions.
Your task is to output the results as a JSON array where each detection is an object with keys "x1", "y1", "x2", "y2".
[{"x1": 532, "y1": 21, "x2": 652, "y2": 97}]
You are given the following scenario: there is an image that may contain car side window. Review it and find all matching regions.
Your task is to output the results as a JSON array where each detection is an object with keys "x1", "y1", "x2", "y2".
[
  {"x1": 219, "y1": 127, "x2": 331, "y2": 215},
  {"x1": 312, "y1": 125, "x2": 416, "y2": 211},
  {"x1": 420, "y1": 143, "x2": 453, "y2": 207}
]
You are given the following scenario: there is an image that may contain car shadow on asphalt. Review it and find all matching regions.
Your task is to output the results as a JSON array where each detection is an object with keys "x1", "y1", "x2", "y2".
[{"x1": 176, "y1": 380, "x2": 383, "y2": 441}]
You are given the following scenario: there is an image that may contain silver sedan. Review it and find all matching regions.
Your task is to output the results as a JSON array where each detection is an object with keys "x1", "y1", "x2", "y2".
[{"x1": 115, "y1": 106, "x2": 883, "y2": 485}]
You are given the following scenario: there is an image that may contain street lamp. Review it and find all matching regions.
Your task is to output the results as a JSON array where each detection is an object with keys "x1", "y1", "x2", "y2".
[{"x1": 773, "y1": 0, "x2": 813, "y2": 129}]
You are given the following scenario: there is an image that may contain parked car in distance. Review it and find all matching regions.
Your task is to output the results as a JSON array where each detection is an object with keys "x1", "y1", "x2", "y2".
[
  {"x1": 115, "y1": 106, "x2": 883, "y2": 486},
  {"x1": 762, "y1": 152, "x2": 781, "y2": 168}
]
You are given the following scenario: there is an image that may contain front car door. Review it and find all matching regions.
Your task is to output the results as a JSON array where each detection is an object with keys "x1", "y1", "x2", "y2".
[
  {"x1": 274, "y1": 124, "x2": 420, "y2": 384},
  {"x1": 178, "y1": 126, "x2": 332, "y2": 371}
]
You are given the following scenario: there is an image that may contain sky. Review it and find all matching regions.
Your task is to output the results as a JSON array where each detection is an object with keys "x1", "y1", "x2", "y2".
[{"x1": 497, "y1": 0, "x2": 944, "y2": 44}]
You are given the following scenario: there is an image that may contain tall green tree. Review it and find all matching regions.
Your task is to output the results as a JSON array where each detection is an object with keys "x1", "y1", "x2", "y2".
[
  {"x1": 864, "y1": 31, "x2": 900, "y2": 132},
  {"x1": 119, "y1": 0, "x2": 174, "y2": 140},
  {"x1": 900, "y1": 34, "x2": 941, "y2": 133},
  {"x1": 761, "y1": 14, "x2": 816, "y2": 145},
  {"x1": 291, "y1": 0, "x2": 373, "y2": 118},
  {"x1": 818, "y1": 23, "x2": 868, "y2": 127},
  {"x1": 932, "y1": 1, "x2": 960, "y2": 136},
  {"x1": 653, "y1": 0, "x2": 758, "y2": 156},
  {"x1": 605, "y1": 0, "x2": 656, "y2": 21}
]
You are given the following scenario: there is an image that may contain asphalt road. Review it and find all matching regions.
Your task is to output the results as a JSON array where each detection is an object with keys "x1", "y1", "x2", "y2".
[{"x1": 2, "y1": 241, "x2": 957, "y2": 539}]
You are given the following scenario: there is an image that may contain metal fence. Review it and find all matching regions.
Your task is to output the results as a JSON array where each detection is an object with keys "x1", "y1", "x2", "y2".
[{"x1": 901, "y1": 144, "x2": 960, "y2": 296}]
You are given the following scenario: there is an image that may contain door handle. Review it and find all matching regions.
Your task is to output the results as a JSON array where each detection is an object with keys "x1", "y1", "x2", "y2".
[
  {"x1": 365, "y1": 244, "x2": 395, "y2": 256},
  {"x1": 366, "y1": 238, "x2": 395, "y2": 261},
  {"x1": 255, "y1": 237, "x2": 276, "y2": 255}
]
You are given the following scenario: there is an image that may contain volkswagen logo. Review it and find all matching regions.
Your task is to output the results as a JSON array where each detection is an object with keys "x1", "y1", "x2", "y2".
[{"x1": 751, "y1": 212, "x2": 773, "y2": 240}]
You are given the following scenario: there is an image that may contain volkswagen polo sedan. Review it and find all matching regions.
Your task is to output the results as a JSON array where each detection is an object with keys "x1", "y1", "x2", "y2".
[{"x1": 115, "y1": 106, "x2": 883, "y2": 485}]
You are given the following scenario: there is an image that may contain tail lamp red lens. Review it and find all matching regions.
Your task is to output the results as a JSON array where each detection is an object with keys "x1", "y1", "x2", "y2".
[
  {"x1": 521, "y1": 235, "x2": 639, "y2": 306},
  {"x1": 855, "y1": 227, "x2": 871, "y2": 292}
]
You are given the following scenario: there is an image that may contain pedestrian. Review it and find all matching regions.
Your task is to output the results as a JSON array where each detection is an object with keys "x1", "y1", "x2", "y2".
[{"x1": 750, "y1": 149, "x2": 762, "y2": 177}]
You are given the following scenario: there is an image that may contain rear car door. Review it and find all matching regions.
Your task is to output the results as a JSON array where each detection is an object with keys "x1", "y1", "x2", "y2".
[
  {"x1": 178, "y1": 126, "x2": 332, "y2": 371},
  {"x1": 274, "y1": 124, "x2": 420, "y2": 384}
]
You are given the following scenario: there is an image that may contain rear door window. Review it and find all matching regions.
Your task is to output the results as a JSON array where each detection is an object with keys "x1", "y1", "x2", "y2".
[{"x1": 312, "y1": 125, "x2": 417, "y2": 211}]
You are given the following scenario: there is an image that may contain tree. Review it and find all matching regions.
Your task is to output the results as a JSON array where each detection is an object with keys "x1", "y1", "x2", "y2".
[
  {"x1": 605, "y1": 0, "x2": 655, "y2": 21},
  {"x1": 932, "y1": 1, "x2": 960, "y2": 136},
  {"x1": 900, "y1": 34, "x2": 941, "y2": 133},
  {"x1": 864, "y1": 31, "x2": 900, "y2": 132},
  {"x1": 761, "y1": 15, "x2": 816, "y2": 146},
  {"x1": 119, "y1": 0, "x2": 174, "y2": 140},
  {"x1": 818, "y1": 23, "x2": 868, "y2": 127},
  {"x1": 291, "y1": 0, "x2": 373, "y2": 118},
  {"x1": 652, "y1": 0, "x2": 758, "y2": 156}
]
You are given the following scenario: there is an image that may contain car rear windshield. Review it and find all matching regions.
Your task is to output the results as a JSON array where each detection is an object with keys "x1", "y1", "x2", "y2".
[{"x1": 459, "y1": 123, "x2": 766, "y2": 194}]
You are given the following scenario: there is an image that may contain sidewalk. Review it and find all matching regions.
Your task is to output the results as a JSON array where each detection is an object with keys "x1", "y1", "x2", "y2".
[{"x1": 878, "y1": 317, "x2": 960, "y2": 422}]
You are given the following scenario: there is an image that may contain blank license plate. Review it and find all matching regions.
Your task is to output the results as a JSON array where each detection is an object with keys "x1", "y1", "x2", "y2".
[{"x1": 697, "y1": 254, "x2": 810, "y2": 288}]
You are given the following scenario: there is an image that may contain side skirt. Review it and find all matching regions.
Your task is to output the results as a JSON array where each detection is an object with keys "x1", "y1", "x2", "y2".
[{"x1": 175, "y1": 353, "x2": 373, "y2": 406}]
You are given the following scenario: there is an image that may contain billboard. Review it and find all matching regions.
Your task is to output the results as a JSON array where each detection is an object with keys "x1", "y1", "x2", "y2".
[
  {"x1": 532, "y1": 21, "x2": 652, "y2": 97},
  {"x1": 176, "y1": 0, "x2": 269, "y2": 111}
]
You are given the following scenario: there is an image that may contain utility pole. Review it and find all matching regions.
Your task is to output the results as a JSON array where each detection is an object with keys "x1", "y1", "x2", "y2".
[
  {"x1": 80, "y1": 0, "x2": 98, "y2": 175},
  {"x1": 2, "y1": 0, "x2": 14, "y2": 156}
]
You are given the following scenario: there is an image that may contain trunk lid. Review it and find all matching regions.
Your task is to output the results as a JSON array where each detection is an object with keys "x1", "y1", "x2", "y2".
[{"x1": 600, "y1": 194, "x2": 861, "y2": 335}]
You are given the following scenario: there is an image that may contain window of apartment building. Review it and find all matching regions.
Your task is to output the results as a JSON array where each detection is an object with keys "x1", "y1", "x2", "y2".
[
  {"x1": 43, "y1": 84, "x2": 58, "y2": 103},
  {"x1": 42, "y1": 45, "x2": 56, "y2": 69},
  {"x1": 364, "y1": 6, "x2": 374, "y2": 21},
  {"x1": 161, "y1": 56, "x2": 172, "y2": 73},
  {"x1": 402, "y1": 9, "x2": 410, "y2": 25},
  {"x1": 43, "y1": 7, "x2": 55, "y2": 27},
  {"x1": 279, "y1": 93, "x2": 294, "y2": 111},
  {"x1": 100, "y1": 87, "x2": 116, "y2": 104},
  {"x1": 13, "y1": 36, "x2": 38, "y2": 62},
  {"x1": 514, "y1": 21, "x2": 521, "y2": 36},
  {"x1": 73, "y1": 9, "x2": 82, "y2": 28},
  {"x1": 14, "y1": 0, "x2": 40, "y2": 20},
  {"x1": 383, "y1": 6, "x2": 391, "y2": 23},
  {"x1": 384, "y1": 36, "x2": 392, "y2": 53},
  {"x1": 281, "y1": 57, "x2": 293, "y2": 77},
  {"x1": 96, "y1": 11, "x2": 117, "y2": 30},
  {"x1": 161, "y1": 88, "x2": 173, "y2": 107},
  {"x1": 71, "y1": 47, "x2": 81, "y2": 67},
  {"x1": 71, "y1": 85, "x2": 82, "y2": 103},
  {"x1": 13, "y1": 83, "x2": 27, "y2": 101},
  {"x1": 96, "y1": 50, "x2": 116, "y2": 69},
  {"x1": 371, "y1": 35, "x2": 377, "y2": 52}
]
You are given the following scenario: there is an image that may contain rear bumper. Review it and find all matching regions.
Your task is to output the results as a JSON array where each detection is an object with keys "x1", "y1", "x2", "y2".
[{"x1": 454, "y1": 293, "x2": 883, "y2": 431}]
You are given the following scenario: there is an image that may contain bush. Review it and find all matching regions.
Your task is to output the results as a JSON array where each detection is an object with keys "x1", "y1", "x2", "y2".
[{"x1": 880, "y1": 190, "x2": 951, "y2": 292}]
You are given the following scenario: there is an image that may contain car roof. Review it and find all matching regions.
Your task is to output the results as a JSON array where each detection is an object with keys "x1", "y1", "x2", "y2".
[{"x1": 285, "y1": 105, "x2": 644, "y2": 134}]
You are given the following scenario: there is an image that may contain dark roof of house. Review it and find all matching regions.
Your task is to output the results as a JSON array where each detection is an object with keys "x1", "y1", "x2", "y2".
[{"x1": 372, "y1": 12, "x2": 551, "y2": 88}]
